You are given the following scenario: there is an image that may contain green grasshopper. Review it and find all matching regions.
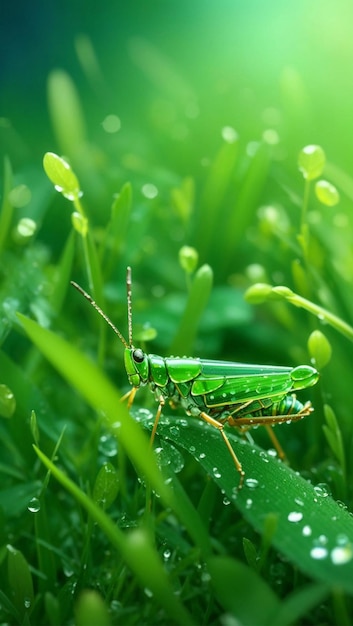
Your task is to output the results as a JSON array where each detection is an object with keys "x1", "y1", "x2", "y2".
[{"x1": 71, "y1": 268, "x2": 319, "y2": 488}]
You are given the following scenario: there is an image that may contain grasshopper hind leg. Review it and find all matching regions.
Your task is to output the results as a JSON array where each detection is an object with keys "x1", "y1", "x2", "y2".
[{"x1": 199, "y1": 411, "x2": 245, "y2": 490}]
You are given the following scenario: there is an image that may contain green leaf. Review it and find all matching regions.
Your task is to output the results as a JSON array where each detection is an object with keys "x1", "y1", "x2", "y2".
[
  {"x1": 0, "y1": 383, "x2": 16, "y2": 418},
  {"x1": 323, "y1": 404, "x2": 346, "y2": 477},
  {"x1": 208, "y1": 556, "x2": 279, "y2": 626},
  {"x1": 315, "y1": 179, "x2": 340, "y2": 206},
  {"x1": 71, "y1": 211, "x2": 88, "y2": 236},
  {"x1": 93, "y1": 463, "x2": 119, "y2": 509},
  {"x1": 47, "y1": 69, "x2": 86, "y2": 156},
  {"x1": 179, "y1": 245, "x2": 199, "y2": 274},
  {"x1": 308, "y1": 329, "x2": 332, "y2": 369},
  {"x1": 74, "y1": 590, "x2": 110, "y2": 626},
  {"x1": 101, "y1": 181, "x2": 132, "y2": 275},
  {"x1": 43, "y1": 152, "x2": 81, "y2": 201},
  {"x1": 221, "y1": 141, "x2": 269, "y2": 272},
  {"x1": 170, "y1": 263, "x2": 213, "y2": 355},
  {"x1": 298, "y1": 145, "x2": 326, "y2": 181},
  {"x1": 149, "y1": 414, "x2": 353, "y2": 593},
  {"x1": 7, "y1": 545, "x2": 34, "y2": 620},
  {"x1": 209, "y1": 554, "x2": 329, "y2": 626},
  {"x1": 170, "y1": 176, "x2": 194, "y2": 225}
]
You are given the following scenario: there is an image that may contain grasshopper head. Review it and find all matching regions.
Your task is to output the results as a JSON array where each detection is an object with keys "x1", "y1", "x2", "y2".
[
  {"x1": 124, "y1": 347, "x2": 149, "y2": 387},
  {"x1": 291, "y1": 364, "x2": 319, "y2": 390}
]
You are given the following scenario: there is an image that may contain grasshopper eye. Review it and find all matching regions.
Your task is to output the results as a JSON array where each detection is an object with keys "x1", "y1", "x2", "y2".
[{"x1": 133, "y1": 349, "x2": 145, "y2": 363}]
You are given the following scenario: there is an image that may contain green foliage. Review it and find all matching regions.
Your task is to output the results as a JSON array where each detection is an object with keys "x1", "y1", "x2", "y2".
[{"x1": 2, "y1": 15, "x2": 353, "y2": 624}]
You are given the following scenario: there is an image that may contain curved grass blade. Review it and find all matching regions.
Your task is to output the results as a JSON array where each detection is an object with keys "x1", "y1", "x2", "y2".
[{"x1": 147, "y1": 413, "x2": 353, "y2": 594}]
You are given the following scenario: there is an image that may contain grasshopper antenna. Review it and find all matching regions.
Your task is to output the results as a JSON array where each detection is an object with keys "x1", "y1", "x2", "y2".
[
  {"x1": 70, "y1": 281, "x2": 129, "y2": 348},
  {"x1": 126, "y1": 266, "x2": 133, "y2": 347}
]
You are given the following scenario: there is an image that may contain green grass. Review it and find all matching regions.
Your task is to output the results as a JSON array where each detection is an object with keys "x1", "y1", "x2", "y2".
[{"x1": 2, "y1": 57, "x2": 353, "y2": 626}]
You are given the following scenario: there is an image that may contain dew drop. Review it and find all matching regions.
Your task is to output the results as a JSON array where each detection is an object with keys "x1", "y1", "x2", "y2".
[
  {"x1": 141, "y1": 183, "x2": 158, "y2": 199},
  {"x1": 199, "y1": 452, "x2": 206, "y2": 460},
  {"x1": 288, "y1": 511, "x2": 303, "y2": 523},
  {"x1": 134, "y1": 407, "x2": 153, "y2": 422},
  {"x1": 245, "y1": 478, "x2": 259, "y2": 490},
  {"x1": 28, "y1": 497, "x2": 40, "y2": 513},
  {"x1": 310, "y1": 546, "x2": 328, "y2": 560},
  {"x1": 245, "y1": 498, "x2": 253, "y2": 509},
  {"x1": 267, "y1": 448, "x2": 277, "y2": 458},
  {"x1": 99, "y1": 434, "x2": 118, "y2": 457},
  {"x1": 163, "y1": 549, "x2": 171, "y2": 561},
  {"x1": 294, "y1": 497, "x2": 304, "y2": 507},
  {"x1": 318, "y1": 534, "x2": 328, "y2": 545},
  {"x1": 336, "y1": 533, "x2": 349, "y2": 546},
  {"x1": 314, "y1": 483, "x2": 330, "y2": 498},
  {"x1": 17, "y1": 217, "x2": 36, "y2": 238},
  {"x1": 170, "y1": 425, "x2": 180, "y2": 438},
  {"x1": 331, "y1": 544, "x2": 353, "y2": 565},
  {"x1": 201, "y1": 571, "x2": 211, "y2": 583},
  {"x1": 212, "y1": 467, "x2": 222, "y2": 479},
  {"x1": 302, "y1": 525, "x2": 312, "y2": 536}
]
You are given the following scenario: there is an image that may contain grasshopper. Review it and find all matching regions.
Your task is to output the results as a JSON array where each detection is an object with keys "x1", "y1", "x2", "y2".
[{"x1": 71, "y1": 268, "x2": 319, "y2": 488}]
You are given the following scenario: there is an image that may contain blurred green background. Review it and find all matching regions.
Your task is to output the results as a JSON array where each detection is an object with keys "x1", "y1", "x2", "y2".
[{"x1": 3, "y1": 0, "x2": 353, "y2": 168}]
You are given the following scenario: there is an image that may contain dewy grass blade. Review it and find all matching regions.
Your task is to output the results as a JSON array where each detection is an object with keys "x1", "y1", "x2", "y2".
[
  {"x1": 153, "y1": 414, "x2": 353, "y2": 594},
  {"x1": 33, "y1": 447, "x2": 195, "y2": 626}
]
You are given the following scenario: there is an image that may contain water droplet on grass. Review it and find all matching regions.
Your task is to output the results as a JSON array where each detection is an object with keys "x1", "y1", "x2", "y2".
[
  {"x1": 314, "y1": 483, "x2": 330, "y2": 497},
  {"x1": 245, "y1": 478, "x2": 259, "y2": 490},
  {"x1": 28, "y1": 497, "x2": 40, "y2": 513},
  {"x1": 310, "y1": 546, "x2": 328, "y2": 560},
  {"x1": 170, "y1": 425, "x2": 180, "y2": 438},
  {"x1": 163, "y1": 549, "x2": 171, "y2": 561},
  {"x1": 99, "y1": 434, "x2": 118, "y2": 457},
  {"x1": 288, "y1": 511, "x2": 303, "y2": 523},
  {"x1": 294, "y1": 497, "x2": 304, "y2": 507},
  {"x1": 267, "y1": 448, "x2": 277, "y2": 458},
  {"x1": 302, "y1": 525, "x2": 312, "y2": 536},
  {"x1": 212, "y1": 467, "x2": 222, "y2": 479},
  {"x1": 331, "y1": 544, "x2": 353, "y2": 565}
]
